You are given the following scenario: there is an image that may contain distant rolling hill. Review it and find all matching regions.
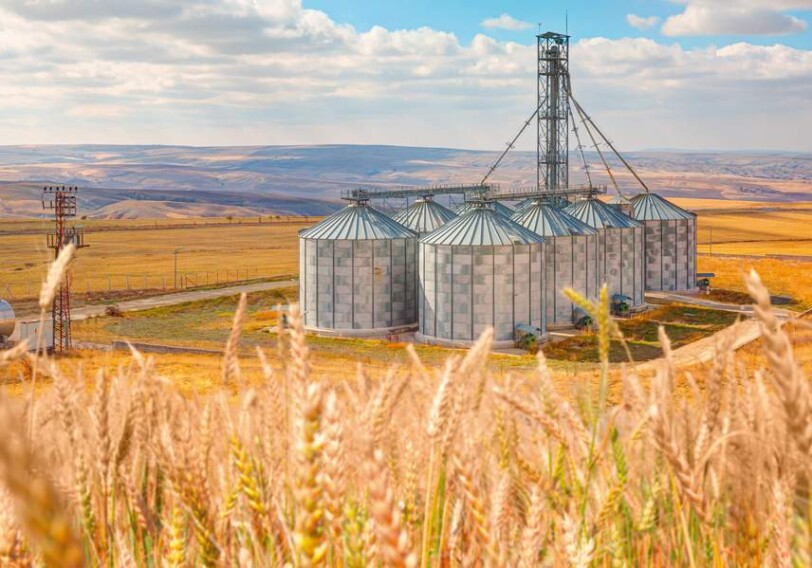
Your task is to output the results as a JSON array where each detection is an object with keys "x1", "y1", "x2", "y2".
[{"x1": 0, "y1": 144, "x2": 809, "y2": 218}]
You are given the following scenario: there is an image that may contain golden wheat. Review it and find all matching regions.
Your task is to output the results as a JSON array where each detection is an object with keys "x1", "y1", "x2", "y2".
[{"x1": 0, "y1": 270, "x2": 808, "y2": 566}]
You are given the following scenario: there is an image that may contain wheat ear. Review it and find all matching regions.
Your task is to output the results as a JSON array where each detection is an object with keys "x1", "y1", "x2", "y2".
[
  {"x1": 745, "y1": 269, "x2": 812, "y2": 454},
  {"x1": 222, "y1": 292, "x2": 247, "y2": 387},
  {"x1": 366, "y1": 448, "x2": 417, "y2": 568},
  {"x1": 39, "y1": 243, "x2": 75, "y2": 312}
]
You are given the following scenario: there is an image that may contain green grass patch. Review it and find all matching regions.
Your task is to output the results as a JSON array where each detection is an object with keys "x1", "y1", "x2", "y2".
[
  {"x1": 75, "y1": 287, "x2": 298, "y2": 350},
  {"x1": 543, "y1": 304, "x2": 739, "y2": 363}
]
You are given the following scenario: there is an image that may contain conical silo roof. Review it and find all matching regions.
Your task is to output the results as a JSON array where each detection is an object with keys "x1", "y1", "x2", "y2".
[
  {"x1": 513, "y1": 198, "x2": 533, "y2": 213},
  {"x1": 454, "y1": 200, "x2": 514, "y2": 217},
  {"x1": 564, "y1": 197, "x2": 642, "y2": 229},
  {"x1": 630, "y1": 193, "x2": 694, "y2": 221},
  {"x1": 421, "y1": 205, "x2": 545, "y2": 246},
  {"x1": 608, "y1": 193, "x2": 631, "y2": 206},
  {"x1": 511, "y1": 200, "x2": 597, "y2": 237},
  {"x1": 299, "y1": 201, "x2": 416, "y2": 240},
  {"x1": 392, "y1": 198, "x2": 456, "y2": 234}
]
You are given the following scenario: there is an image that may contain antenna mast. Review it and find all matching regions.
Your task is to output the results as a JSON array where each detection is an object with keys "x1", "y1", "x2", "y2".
[{"x1": 537, "y1": 31, "x2": 570, "y2": 192}]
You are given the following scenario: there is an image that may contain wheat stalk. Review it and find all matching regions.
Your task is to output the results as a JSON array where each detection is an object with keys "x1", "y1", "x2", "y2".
[
  {"x1": 222, "y1": 292, "x2": 247, "y2": 387},
  {"x1": 39, "y1": 243, "x2": 76, "y2": 312}
]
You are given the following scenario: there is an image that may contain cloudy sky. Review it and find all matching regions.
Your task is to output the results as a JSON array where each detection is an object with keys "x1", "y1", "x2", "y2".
[{"x1": 0, "y1": 0, "x2": 810, "y2": 151}]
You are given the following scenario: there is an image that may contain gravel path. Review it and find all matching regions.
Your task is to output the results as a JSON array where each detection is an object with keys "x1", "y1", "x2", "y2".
[{"x1": 645, "y1": 291, "x2": 797, "y2": 319}]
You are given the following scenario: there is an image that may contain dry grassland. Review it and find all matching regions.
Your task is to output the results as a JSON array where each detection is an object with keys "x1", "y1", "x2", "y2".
[
  {"x1": 698, "y1": 256, "x2": 812, "y2": 309},
  {"x1": 695, "y1": 210, "x2": 812, "y2": 251},
  {"x1": 0, "y1": 219, "x2": 310, "y2": 296},
  {"x1": 670, "y1": 197, "x2": 811, "y2": 211}
]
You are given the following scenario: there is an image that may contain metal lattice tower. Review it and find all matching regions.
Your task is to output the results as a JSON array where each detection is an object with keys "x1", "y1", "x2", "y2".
[
  {"x1": 42, "y1": 186, "x2": 86, "y2": 353},
  {"x1": 537, "y1": 31, "x2": 570, "y2": 192}
]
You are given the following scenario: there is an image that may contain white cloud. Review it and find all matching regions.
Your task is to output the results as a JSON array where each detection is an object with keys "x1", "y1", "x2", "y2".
[
  {"x1": 481, "y1": 13, "x2": 533, "y2": 31},
  {"x1": 0, "y1": 2, "x2": 809, "y2": 151},
  {"x1": 662, "y1": 0, "x2": 809, "y2": 36},
  {"x1": 626, "y1": 14, "x2": 661, "y2": 30}
]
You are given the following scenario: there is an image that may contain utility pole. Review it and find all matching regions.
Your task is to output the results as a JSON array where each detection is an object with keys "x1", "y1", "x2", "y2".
[
  {"x1": 42, "y1": 186, "x2": 87, "y2": 353},
  {"x1": 709, "y1": 226, "x2": 713, "y2": 257},
  {"x1": 174, "y1": 247, "x2": 183, "y2": 289}
]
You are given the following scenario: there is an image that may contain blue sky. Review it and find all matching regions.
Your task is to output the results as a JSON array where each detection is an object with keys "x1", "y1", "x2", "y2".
[
  {"x1": 307, "y1": 0, "x2": 812, "y2": 48},
  {"x1": 0, "y1": 0, "x2": 809, "y2": 151}
]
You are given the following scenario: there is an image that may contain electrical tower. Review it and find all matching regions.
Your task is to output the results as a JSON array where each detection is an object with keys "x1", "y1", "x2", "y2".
[
  {"x1": 42, "y1": 186, "x2": 86, "y2": 353},
  {"x1": 537, "y1": 31, "x2": 570, "y2": 192}
]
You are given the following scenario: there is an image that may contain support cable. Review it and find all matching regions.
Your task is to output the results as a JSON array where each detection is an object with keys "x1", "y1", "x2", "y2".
[
  {"x1": 570, "y1": 95, "x2": 620, "y2": 193},
  {"x1": 568, "y1": 92, "x2": 650, "y2": 193},
  {"x1": 568, "y1": 105, "x2": 593, "y2": 188},
  {"x1": 480, "y1": 97, "x2": 546, "y2": 185}
]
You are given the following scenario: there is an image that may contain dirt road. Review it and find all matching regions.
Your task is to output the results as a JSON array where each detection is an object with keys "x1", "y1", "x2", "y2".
[{"x1": 20, "y1": 280, "x2": 298, "y2": 325}]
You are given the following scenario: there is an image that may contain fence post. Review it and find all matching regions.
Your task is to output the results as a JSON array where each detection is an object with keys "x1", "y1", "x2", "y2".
[
  {"x1": 87, "y1": 280, "x2": 91, "y2": 294},
  {"x1": 144, "y1": 275, "x2": 148, "y2": 289},
  {"x1": 107, "y1": 275, "x2": 111, "y2": 291},
  {"x1": 125, "y1": 275, "x2": 130, "y2": 290},
  {"x1": 162, "y1": 276, "x2": 166, "y2": 290}
]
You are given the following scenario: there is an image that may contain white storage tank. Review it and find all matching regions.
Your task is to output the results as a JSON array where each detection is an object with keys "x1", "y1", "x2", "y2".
[
  {"x1": 565, "y1": 197, "x2": 645, "y2": 308},
  {"x1": 0, "y1": 300, "x2": 15, "y2": 340},
  {"x1": 418, "y1": 202, "x2": 547, "y2": 348},
  {"x1": 512, "y1": 200, "x2": 602, "y2": 326},
  {"x1": 630, "y1": 193, "x2": 697, "y2": 292},
  {"x1": 299, "y1": 200, "x2": 418, "y2": 336},
  {"x1": 392, "y1": 197, "x2": 456, "y2": 236}
]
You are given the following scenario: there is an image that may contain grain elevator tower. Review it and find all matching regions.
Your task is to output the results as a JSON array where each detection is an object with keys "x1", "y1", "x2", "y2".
[{"x1": 537, "y1": 32, "x2": 570, "y2": 192}]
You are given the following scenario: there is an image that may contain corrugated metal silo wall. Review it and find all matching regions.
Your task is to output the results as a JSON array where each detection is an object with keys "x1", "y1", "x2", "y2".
[
  {"x1": 598, "y1": 227, "x2": 645, "y2": 306},
  {"x1": 642, "y1": 218, "x2": 697, "y2": 291},
  {"x1": 300, "y1": 237, "x2": 416, "y2": 331},
  {"x1": 545, "y1": 233, "x2": 602, "y2": 324},
  {"x1": 419, "y1": 243, "x2": 545, "y2": 343}
]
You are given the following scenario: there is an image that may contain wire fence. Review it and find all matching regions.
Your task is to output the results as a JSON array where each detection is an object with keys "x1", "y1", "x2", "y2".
[{"x1": 1, "y1": 266, "x2": 295, "y2": 301}]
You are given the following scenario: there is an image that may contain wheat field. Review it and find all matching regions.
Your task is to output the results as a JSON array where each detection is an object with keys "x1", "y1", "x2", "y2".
[{"x1": 0, "y1": 247, "x2": 810, "y2": 567}]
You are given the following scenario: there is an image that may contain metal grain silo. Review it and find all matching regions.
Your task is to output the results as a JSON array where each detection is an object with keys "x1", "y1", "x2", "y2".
[
  {"x1": 630, "y1": 193, "x2": 697, "y2": 292},
  {"x1": 299, "y1": 200, "x2": 417, "y2": 336},
  {"x1": 392, "y1": 197, "x2": 456, "y2": 236},
  {"x1": 513, "y1": 198, "x2": 533, "y2": 214},
  {"x1": 512, "y1": 200, "x2": 602, "y2": 326},
  {"x1": 607, "y1": 193, "x2": 633, "y2": 217},
  {"x1": 418, "y1": 203, "x2": 547, "y2": 348},
  {"x1": 565, "y1": 197, "x2": 645, "y2": 308},
  {"x1": 455, "y1": 200, "x2": 514, "y2": 218}
]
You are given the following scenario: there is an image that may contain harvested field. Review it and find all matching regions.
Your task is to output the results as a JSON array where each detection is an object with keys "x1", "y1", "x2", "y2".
[{"x1": 0, "y1": 218, "x2": 311, "y2": 298}]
